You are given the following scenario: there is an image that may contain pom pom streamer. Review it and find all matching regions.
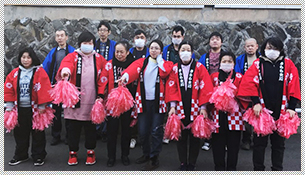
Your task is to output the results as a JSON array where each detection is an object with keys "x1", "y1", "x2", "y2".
[
  {"x1": 243, "y1": 108, "x2": 276, "y2": 137},
  {"x1": 164, "y1": 114, "x2": 182, "y2": 141},
  {"x1": 106, "y1": 86, "x2": 134, "y2": 117},
  {"x1": 276, "y1": 112, "x2": 300, "y2": 139},
  {"x1": 91, "y1": 98, "x2": 106, "y2": 124},
  {"x1": 191, "y1": 115, "x2": 218, "y2": 139},
  {"x1": 4, "y1": 107, "x2": 18, "y2": 133},
  {"x1": 209, "y1": 77, "x2": 239, "y2": 114},
  {"x1": 49, "y1": 80, "x2": 81, "y2": 108},
  {"x1": 32, "y1": 107, "x2": 55, "y2": 131}
]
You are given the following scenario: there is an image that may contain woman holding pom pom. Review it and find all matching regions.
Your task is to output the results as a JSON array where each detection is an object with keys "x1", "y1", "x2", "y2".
[
  {"x1": 56, "y1": 31, "x2": 107, "y2": 166},
  {"x1": 165, "y1": 41, "x2": 214, "y2": 171},
  {"x1": 97, "y1": 41, "x2": 136, "y2": 167},
  {"x1": 117, "y1": 39, "x2": 173, "y2": 171},
  {"x1": 210, "y1": 51, "x2": 245, "y2": 171},
  {"x1": 237, "y1": 37, "x2": 301, "y2": 171},
  {"x1": 4, "y1": 47, "x2": 53, "y2": 166}
]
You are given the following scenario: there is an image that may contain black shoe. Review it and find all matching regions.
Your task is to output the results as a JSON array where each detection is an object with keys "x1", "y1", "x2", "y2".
[
  {"x1": 50, "y1": 138, "x2": 61, "y2": 146},
  {"x1": 34, "y1": 159, "x2": 44, "y2": 166},
  {"x1": 141, "y1": 158, "x2": 159, "y2": 171},
  {"x1": 8, "y1": 158, "x2": 29, "y2": 166},
  {"x1": 188, "y1": 164, "x2": 196, "y2": 171},
  {"x1": 135, "y1": 155, "x2": 150, "y2": 164},
  {"x1": 121, "y1": 156, "x2": 130, "y2": 166},
  {"x1": 107, "y1": 158, "x2": 115, "y2": 167},
  {"x1": 179, "y1": 163, "x2": 188, "y2": 171},
  {"x1": 241, "y1": 142, "x2": 250, "y2": 150}
]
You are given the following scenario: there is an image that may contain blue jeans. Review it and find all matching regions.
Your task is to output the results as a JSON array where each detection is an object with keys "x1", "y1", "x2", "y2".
[{"x1": 137, "y1": 100, "x2": 164, "y2": 158}]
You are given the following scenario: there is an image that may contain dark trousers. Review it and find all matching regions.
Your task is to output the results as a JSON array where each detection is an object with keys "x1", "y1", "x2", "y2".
[
  {"x1": 67, "y1": 119, "x2": 96, "y2": 152},
  {"x1": 13, "y1": 107, "x2": 47, "y2": 161},
  {"x1": 107, "y1": 110, "x2": 132, "y2": 159},
  {"x1": 253, "y1": 132, "x2": 285, "y2": 171},
  {"x1": 51, "y1": 104, "x2": 69, "y2": 140},
  {"x1": 177, "y1": 128, "x2": 200, "y2": 165},
  {"x1": 137, "y1": 100, "x2": 164, "y2": 158},
  {"x1": 242, "y1": 122, "x2": 253, "y2": 144}
]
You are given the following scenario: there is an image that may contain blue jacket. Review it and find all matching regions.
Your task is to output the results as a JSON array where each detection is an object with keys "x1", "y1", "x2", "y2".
[
  {"x1": 129, "y1": 46, "x2": 149, "y2": 60},
  {"x1": 42, "y1": 44, "x2": 75, "y2": 84},
  {"x1": 198, "y1": 53, "x2": 208, "y2": 68},
  {"x1": 235, "y1": 52, "x2": 260, "y2": 75},
  {"x1": 95, "y1": 39, "x2": 116, "y2": 61},
  {"x1": 162, "y1": 44, "x2": 195, "y2": 63}
]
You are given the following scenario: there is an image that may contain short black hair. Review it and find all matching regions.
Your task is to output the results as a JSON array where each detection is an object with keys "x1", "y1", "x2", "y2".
[
  {"x1": 149, "y1": 39, "x2": 164, "y2": 52},
  {"x1": 209, "y1": 32, "x2": 223, "y2": 43},
  {"x1": 55, "y1": 28, "x2": 68, "y2": 36},
  {"x1": 18, "y1": 47, "x2": 40, "y2": 67},
  {"x1": 78, "y1": 31, "x2": 96, "y2": 48},
  {"x1": 97, "y1": 20, "x2": 111, "y2": 31},
  {"x1": 134, "y1": 29, "x2": 146, "y2": 37},
  {"x1": 172, "y1": 26, "x2": 185, "y2": 36},
  {"x1": 178, "y1": 40, "x2": 194, "y2": 52},
  {"x1": 115, "y1": 40, "x2": 130, "y2": 52},
  {"x1": 260, "y1": 37, "x2": 285, "y2": 58},
  {"x1": 219, "y1": 51, "x2": 236, "y2": 65}
]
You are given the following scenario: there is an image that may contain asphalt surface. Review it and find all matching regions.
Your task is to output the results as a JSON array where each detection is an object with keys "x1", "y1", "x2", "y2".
[{"x1": 4, "y1": 119, "x2": 301, "y2": 172}]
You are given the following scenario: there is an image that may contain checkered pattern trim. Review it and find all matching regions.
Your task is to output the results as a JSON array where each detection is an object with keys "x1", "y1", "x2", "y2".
[
  {"x1": 106, "y1": 109, "x2": 113, "y2": 116},
  {"x1": 212, "y1": 109, "x2": 244, "y2": 133},
  {"x1": 159, "y1": 93, "x2": 166, "y2": 113},
  {"x1": 135, "y1": 92, "x2": 143, "y2": 114},
  {"x1": 190, "y1": 99, "x2": 199, "y2": 121},
  {"x1": 176, "y1": 101, "x2": 185, "y2": 119},
  {"x1": 259, "y1": 95, "x2": 287, "y2": 113},
  {"x1": 131, "y1": 107, "x2": 137, "y2": 119}
]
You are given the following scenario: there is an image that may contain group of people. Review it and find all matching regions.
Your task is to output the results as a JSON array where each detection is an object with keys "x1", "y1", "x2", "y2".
[{"x1": 4, "y1": 21, "x2": 300, "y2": 171}]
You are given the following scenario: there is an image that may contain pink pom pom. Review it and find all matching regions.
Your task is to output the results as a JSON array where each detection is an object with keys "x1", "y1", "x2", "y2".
[
  {"x1": 209, "y1": 79, "x2": 239, "y2": 114},
  {"x1": 32, "y1": 107, "x2": 55, "y2": 131},
  {"x1": 164, "y1": 114, "x2": 182, "y2": 141},
  {"x1": 4, "y1": 107, "x2": 18, "y2": 133},
  {"x1": 49, "y1": 80, "x2": 81, "y2": 108},
  {"x1": 130, "y1": 118, "x2": 137, "y2": 127},
  {"x1": 106, "y1": 86, "x2": 134, "y2": 117},
  {"x1": 91, "y1": 98, "x2": 106, "y2": 124},
  {"x1": 191, "y1": 115, "x2": 218, "y2": 139},
  {"x1": 243, "y1": 108, "x2": 276, "y2": 137},
  {"x1": 276, "y1": 112, "x2": 300, "y2": 139}
]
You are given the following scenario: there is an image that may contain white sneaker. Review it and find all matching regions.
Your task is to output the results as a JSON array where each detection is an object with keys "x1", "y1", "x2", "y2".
[
  {"x1": 163, "y1": 138, "x2": 170, "y2": 144},
  {"x1": 201, "y1": 142, "x2": 210, "y2": 151},
  {"x1": 130, "y1": 138, "x2": 136, "y2": 149}
]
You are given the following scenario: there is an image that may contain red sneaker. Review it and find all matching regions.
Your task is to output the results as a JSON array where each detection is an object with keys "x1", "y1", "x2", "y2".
[
  {"x1": 86, "y1": 150, "x2": 96, "y2": 165},
  {"x1": 68, "y1": 151, "x2": 78, "y2": 165}
]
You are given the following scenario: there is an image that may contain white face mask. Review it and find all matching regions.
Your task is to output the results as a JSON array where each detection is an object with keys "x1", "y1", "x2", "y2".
[
  {"x1": 265, "y1": 49, "x2": 280, "y2": 61},
  {"x1": 135, "y1": 39, "x2": 145, "y2": 48},
  {"x1": 180, "y1": 51, "x2": 192, "y2": 62},
  {"x1": 220, "y1": 63, "x2": 234, "y2": 73},
  {"x1": 81, "y1": 44, "x2": 94, "y2": 54},
  {"x1": 172, "y1": 37, "x2": 182, "y2": 45}
]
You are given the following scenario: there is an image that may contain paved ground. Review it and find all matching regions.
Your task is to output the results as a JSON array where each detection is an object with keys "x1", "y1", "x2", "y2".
[{"x1": 4, "y1": 120, "x2": 301, "y2": 172}]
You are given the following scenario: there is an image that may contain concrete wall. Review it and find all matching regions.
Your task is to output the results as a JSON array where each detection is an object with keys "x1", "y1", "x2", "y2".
[{"x1": 4, "y1": 5, "x2": 301, "y2": 22}]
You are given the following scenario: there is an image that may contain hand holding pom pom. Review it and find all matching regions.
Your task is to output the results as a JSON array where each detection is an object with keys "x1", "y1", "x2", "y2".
[
  {"x1": 91, "y1": 98, "x2": 106, "y2": 124},
  {"x1": 276, "y1": 111, "x2": 300, "y2": 139},
  {"x1": 32, "y1": 106, "x2": 55, "y2": 131},
  {"x1": 164, "y1": 114, "x2": 182, "y2": 141},
  {"x1": 191, "y1": 115, "x2": 218, "y2": 139},
  {"x1": 4, "y1": 107, "x2": 18, "y2": 133}
]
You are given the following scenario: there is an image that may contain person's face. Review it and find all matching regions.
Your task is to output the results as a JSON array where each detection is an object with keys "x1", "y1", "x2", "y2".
[
  {"x1": 149, "y1": 42, "x2": 162, "y2": 59},
  {"x1": 244, "y1": 40, "x2": 258, "y2": 56},
  {"x1": 220, "y1": 55, "x2": 234, "y2": 65},
  {"x1": 209, "y1": 36, "x2": 222, "y2": 50},
  {"x1": 172, "y1": 31, "x2": 184, "y2": 40},
  {"x1": 115, "y1": 44, "x2": 129, "y2": 62},
  {"x1": 21, "y1": 52, "x2": 33, "y2": 69},
  {"x1": 98, "y1": 25, "x2": 111, "y2": 40},
  {"x1": 134, "y1": 33, "x2": 146, "y2": 42},
  {"x1": 55, "y1": 30, "x2": 68, "y2": 47}
]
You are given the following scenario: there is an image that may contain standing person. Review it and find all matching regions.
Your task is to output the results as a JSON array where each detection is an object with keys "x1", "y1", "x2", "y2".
[
  {"x1": 5, "y1": 47, "x2": 52, "y2": 166},
  {"x1": 210, "y1": 51, "x2": 245, "y2": 171},
  {"x1": 129, "y1": 29, "x2": 149, "y2": 60},
  {"x1": 97, "y1": 41, "x2": 136, "y2": 167},
  {"x1": 43, "y1": 28, "x2": 75, "y2": 146},
  {"x1": 118, "y1": 39, "x2": 173, "y2": 171},
  {"x1": 198, "y1": 31, "x2": 224, "y2": 151},
  {"x1": 56, "y1": 31, "x2": 107, "y2": 166},
  {"x1": 235, "y1": 38, "x2": 260, "y2": 150},
  {"x1": 165, "y1": 41, "x2": 213, "y2": 171},
  {"x1": 163, "y1": 25, "x2": 195, "y2": 64},
  {"x1": 238, "y1": 37, "x2": 301, "y2": 171}
]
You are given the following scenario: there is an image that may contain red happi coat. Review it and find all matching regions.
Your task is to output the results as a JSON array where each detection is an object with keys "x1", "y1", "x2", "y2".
[
  {"x1": 122, "y1": 57, "x2": 173, "y2": 114},
  {"x1": 210, "y1": 72, "x2": 245, "y2": 133},
  {"x1": 56, "y1": 51, "x2": 106, "y2": 86},
  {"x1": 237, "y1": 58, "x2": 301, "y2": 113},
  {"x1": 165, "y1": 62, "x2": 214, "y2": 121},
  {"x1": 4, "y1": 66, "x2": 53, "y2": 110}
]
